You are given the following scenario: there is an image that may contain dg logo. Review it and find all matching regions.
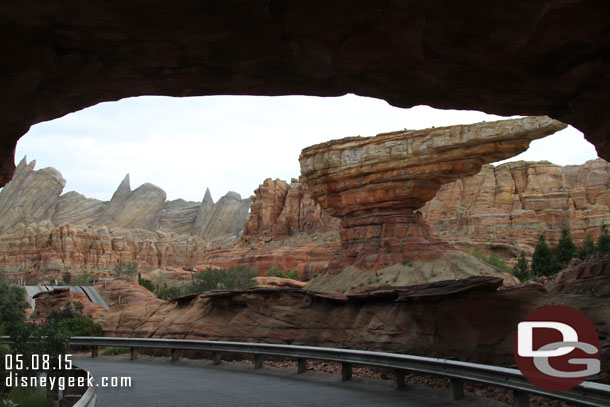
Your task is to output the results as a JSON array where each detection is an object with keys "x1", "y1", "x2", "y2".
[{"x1": 514, "y1": 305, "x2": 601, "y2": 391}]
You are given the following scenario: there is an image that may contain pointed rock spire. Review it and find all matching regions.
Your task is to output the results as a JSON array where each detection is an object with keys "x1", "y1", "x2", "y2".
[
  {"x1": 191, "y1": 187, "x2": 215, "y2": 236},
  {"x1": 104, "y1": 174, "x2": 132, "y2": 220}
]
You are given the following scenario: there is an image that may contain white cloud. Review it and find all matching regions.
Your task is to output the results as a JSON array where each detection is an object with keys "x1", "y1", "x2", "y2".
[{"x1": 15, "y1": 95, "x2": 598, "y2": 202}]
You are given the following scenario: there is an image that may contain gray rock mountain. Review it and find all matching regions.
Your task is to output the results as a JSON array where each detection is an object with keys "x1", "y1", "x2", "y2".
[
  {"x1": 0, "y1": 157, "x2": 65, "y2": 232},
  {"x1": 0, "y1": 157, "x2": 250, "y2": 239}
]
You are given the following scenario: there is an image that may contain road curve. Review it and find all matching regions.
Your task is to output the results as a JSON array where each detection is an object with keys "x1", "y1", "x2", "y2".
[{"x1": 75, "y1": 356, "x2": 507, "y2": 407}]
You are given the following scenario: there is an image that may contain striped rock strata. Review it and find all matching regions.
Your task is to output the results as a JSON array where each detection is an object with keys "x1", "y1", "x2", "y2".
[{"x1": 300, "y1": 116, "x2": 567, "y2": 273}]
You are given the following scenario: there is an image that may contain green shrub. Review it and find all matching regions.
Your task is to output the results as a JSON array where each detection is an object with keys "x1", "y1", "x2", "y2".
[
  {"x1": 577, "y1": 233, "x2": 597, "y2": 260},
  {"x1": 555, "y1": 221, "x2": 576, "y2": 267},
  {"x1": 47, "y1": 301, "x2": 102, "y2": 336},
  {"x1": 472, "y1": 251, "x2": 511, "y2": 273},
  {"x1": 597, "y1": 223, "x2": 610, "y2": 255},
  {"x1": 155, "y1": 283, "x2": 183, "y2": 300},
  {"x1": 264, "y1": 266, "x2": 299, "y2": 280},
  {"x1": 3, "y1": 387, "x2": 53, "y2": 407},
  {"x1": 138, "y1": 277, "x2": 156, "y2": 292},
  {"x1": 191, "y1": 266, "x2": 259, "y2": 292},
  {"x1": 114, "y1": 262, "x2": 137, "y2": 281},
  {"x1": 61, "y1": 271, "x2": 72, "y2": 285},
  {"x1": 0, "y1": 283, "x2": 28, "y2": 329},
  {"x1": 70, "y1": 272, "x2": 95, "y2": 286},
  {"x1": 532, "y1": 233, "x2": 561, "y2": 277},
  {"x1": 512, "y1": 251, "x2": 530, "y2": 281}
]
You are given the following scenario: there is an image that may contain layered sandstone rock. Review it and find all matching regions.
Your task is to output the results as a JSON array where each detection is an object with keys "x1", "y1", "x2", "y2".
[
  {"x1": 300, "y1": 116, "x2": 567, "y2": 273},
  {"x1": 242, "y1": 178, "x2": 340, "y2": 241},
  {"x1": 196, "y1": 242, "x2": 336, "y2": 281},
  {"x1": 3, "y1": 1, "x2": 610, "y2": 187},
  {"x1": 421, "y1": 158, "x2": 610, "y2": 258},
  {"x1": 98, "y1": 272, "x2": 610, "y2": 381},
  {"x1": 0, "y1": 158, "x2": 66, "y2": 233},
  {"x1": 33, "y1": 288, "x2": 106, "y2": 319},
  {"x1": 0, "y1": 221, "x2": 238, "y2": 274},
  {"x1": 0, "y1": 158, "x2": 250, "y2": 273}
]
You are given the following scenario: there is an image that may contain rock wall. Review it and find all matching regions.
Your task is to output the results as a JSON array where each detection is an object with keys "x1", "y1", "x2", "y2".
[
  {"x1": 421, "y1": 158, "x2": 610, "y2": 258},
  {"x1": 242, "y1": 178, "x2": 340, "y2": 241},
  {"x1": 0, "y1": 221, "x2": 231, "y2": 274},
  {"x1": 241, "y1": 158, "x2": 610, "y2": 265},
  {"x1": 98, "y1": 270, "x2": 610, "y2": 382},
  {"x1": 3, "y1": 1, "x2": 610, "y2": 187},
  {"x1": 0, "y1": 158, "x2": 250, "y2": 273}
]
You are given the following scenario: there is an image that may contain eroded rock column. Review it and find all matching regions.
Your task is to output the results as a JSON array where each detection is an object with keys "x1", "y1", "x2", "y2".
[{"x1": 300, "y1": 116, "x2": 567, "y2": 273}]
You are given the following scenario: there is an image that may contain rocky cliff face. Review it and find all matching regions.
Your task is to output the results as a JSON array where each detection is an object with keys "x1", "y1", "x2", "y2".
[
  {"x1": 97, "y1": 267, "x2": 610, "y2": 382},
  {"x1": 242, "y1": 178, "x2": 340, "y2": 241},
  {"x1": 421, "y1": 158, "x2": 610, "y2": 258},
  {"x1": 0, "y1": 158, "x2": 250, "y2": 273},
  {"x1": 240, "y1": 158, "x2": 610, "y2": 268}
]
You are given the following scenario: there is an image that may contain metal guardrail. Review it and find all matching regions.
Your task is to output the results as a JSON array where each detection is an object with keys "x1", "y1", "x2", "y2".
[
  {"x1": 70, "y1": 336, "x2": 610, "y2": 407},
  {"x1": 3, "y1": 336, "x2": 610, "y2": 406},
  {"x1": 70, "y1": 367, "x2": 97, "y2": 407}
]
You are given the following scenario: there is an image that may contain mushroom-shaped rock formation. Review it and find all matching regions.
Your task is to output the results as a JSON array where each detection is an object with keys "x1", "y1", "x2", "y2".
[{"x1": 300, "y1": 116, "x2": 567, "y2": 274}]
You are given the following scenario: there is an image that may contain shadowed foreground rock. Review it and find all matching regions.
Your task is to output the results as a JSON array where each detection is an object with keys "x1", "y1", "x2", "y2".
[
  {"x1": 300, "y1": 116, "x2": 566, "y2": 273},
  {"x1": 98, "y1": 270, "x2": 610, "y2": 382},
  {"x1": 2, "y1": 1, "x2": 610, "y2": 185}
]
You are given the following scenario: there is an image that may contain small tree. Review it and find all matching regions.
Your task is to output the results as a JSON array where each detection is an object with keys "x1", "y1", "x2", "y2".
[
  {"x1": 62, "y1": 271, "x2": 72, "y2": 285},
  {"x1": 531, "y1": 233, "x2": 561, "y2": 277},
  {"x1": 597, "y1": 223, "x2": 610, "y2": 255},
  {"x1": 555, "y1": 222, "x2": 576, "y2": 267},
  {"x1": 577, "y1": 233, "x2": 597, "y2": 260},
  {"x1": 114, "y1": 262, "x2": 137, "y2": 281},
  {"x1": 512, "y1": 251, "x2": 530, "y2": 281}
]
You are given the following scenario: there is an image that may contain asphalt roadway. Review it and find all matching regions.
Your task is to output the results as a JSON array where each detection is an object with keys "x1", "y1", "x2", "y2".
[{"x1": 75, "y1": 356, "x2": 508, "y2": 407}]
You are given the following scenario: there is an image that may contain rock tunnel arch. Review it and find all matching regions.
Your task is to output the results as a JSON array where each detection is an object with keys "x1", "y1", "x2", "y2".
[{"x1": 2, "y1": 0, "x2": 610, "y2": 185}]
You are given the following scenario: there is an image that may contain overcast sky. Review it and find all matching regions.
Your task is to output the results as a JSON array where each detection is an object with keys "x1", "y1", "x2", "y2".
[{"x1": 15, "y1": 94, "x2": 598, "y2": 203}]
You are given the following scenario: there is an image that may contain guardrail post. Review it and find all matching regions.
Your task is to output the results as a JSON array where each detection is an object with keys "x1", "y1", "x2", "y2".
[
  {"x1": 393, "y1": 369, "x2": 405, "y2": 389},
  {"x1": 254, "y1": 354, "x2": 263, "y2": 369},
  {"x1": 130, "y1": 347, "x2": 138, "y2": 360},
  {"x1": 341, "y1": 362, "x2": 352, "y2": 381},
  {"x1": 91, "y1": 345, "x2": 98, "y2": 358},
  {"x1": 212, "y1": 352, "x2": 221, "y2": 365},
  {"x1": 450, "y1": 378, "x2": 464, "y2": 400},
  {"x1": 171, "y1": 349, "x2": 179, "y2": 362},
  {"x1": 297, "y1": 358, "x2": 307, "y2": 374},
  {"x1": 513, "y1": 390, "x2": 529, "y2": 407}
]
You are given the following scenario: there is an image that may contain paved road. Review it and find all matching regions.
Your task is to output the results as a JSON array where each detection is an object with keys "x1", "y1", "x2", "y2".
[{"x1": 75, "y1": 356, "x2": 507, "y2": 407}]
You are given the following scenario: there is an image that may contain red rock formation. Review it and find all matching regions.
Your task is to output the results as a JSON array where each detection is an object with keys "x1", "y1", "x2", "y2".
[
  {"x1": 243, "y1": 178, "x2": 340, "y2": 240},
  {"x1": 93, "y1": 280, "x2": 161, "y2": 308},
  {"x1": 548, "y1": 254, "x2": 610, "y2": 295},
  {"x1": 95, "y1": 256, "x2": 610, "y2": 382},
  {"x1": 97, "y1": 273, "x2": 610, "y2": 381},
  {"x1": 33, "y1": 288, "x2": 106, "y2": 319},
  {"x1": 0, "y1": 221, "x2": 223, "y2": 274},
  {"x1": 196, "y1": 243, "x2": 337, "y2": 281},
  {"x1": 253, "y1": 276, "x2": 307, "y2": 289},
  {"x1": 300, "y1": 117, "x2": 567, "y2": 273},
  {"x1": 421, "y1": 159, "x2": 610, "y2": 259},
  {"x1": 2, "y1": 1, "x2": 610, "y2": 185}
]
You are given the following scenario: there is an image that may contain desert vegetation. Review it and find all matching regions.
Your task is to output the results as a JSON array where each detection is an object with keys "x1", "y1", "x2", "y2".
[
  {"x1": 138, "y1": 266, "x2": 261, "y2": 300},
  {"x1": 0, "y1": 282, "x2": 101, "y2": 405}
]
